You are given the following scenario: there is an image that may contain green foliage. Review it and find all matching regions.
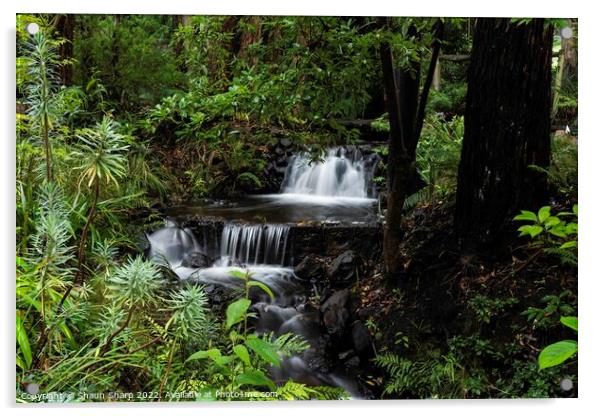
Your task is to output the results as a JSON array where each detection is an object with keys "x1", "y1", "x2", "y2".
[
  {"x1": 374, "y1": 352, "x2": 464, "y2": 398},
  {"x1": 521, "y1": 290, "x2": 575, "y2": 329},
  {"x1": 73, "y1": 15, "x2": 182, "y2": 110},
  {"x1": 71, "y1": 117, "x2": 129, "y2": 188},
  {"x1": 538, "y1": 316, "x2": 578, "y2": 369},
  {"x1": 468, "y1": 295, "x2": 518, "y2": 324},
  {"x1": 514, "y1": 205, "x2": 578, "y2": 266},
  {"x1": 530, "y1": 134, "x2": 578, "y2": 204},
  {"x1": 107, "y1": 257, "x2": 164, "y2": 308},
  {"x1": 164, "y1": 285, "x2": 215, "y2": 340},
  {"x1": 405, "y1": 114, "x2": 463, "y2": 209}
]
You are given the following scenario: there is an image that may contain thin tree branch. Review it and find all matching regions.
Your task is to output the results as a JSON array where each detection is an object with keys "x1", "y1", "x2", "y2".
[{"x1": 413, "y1": 19, "x2": 444, "y2": 146}]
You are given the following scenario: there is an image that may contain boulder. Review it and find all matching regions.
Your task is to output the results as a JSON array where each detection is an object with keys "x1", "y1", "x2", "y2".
[
  {"x1": 320, "y1": 289, "x2": 351, "y2": 335},
  {"x1": 327, "y1": 250, "x2": 359, "y2": 285},
  {"x1": 181, "y1": 251, "x2": 211, "y2": 268},
  {"x1": 351, "y1": 320, "x2": 371, "y2": 355},
  {"x1": 294, "y1": 254, "x2": 325, "y2": 280}
]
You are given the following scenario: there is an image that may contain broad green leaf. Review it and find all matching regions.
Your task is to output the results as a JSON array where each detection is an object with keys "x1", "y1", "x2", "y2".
[
  {"x1": 537, "y1": 206, "x2": 551, "y2": 223},
  {"x1": 246, "y1": 336, "x2": 281, "y2": 367},
  {"x1": 548, "y1": 227, "x2": 567, "y2": 238},
  {"x1": 226, "y1": 298, "x2": 251, "y2": 329},
  {"x1": 233, "y1": 344, "x2": 251, "y2": 366},
  {"x1": 538, "y1": 340, "x2": 577, "y2": 369},
  {"x1": 16, "y1": 315, "x2": 32, "y2": 370},
  {"x1": 543, "y1": 216, "x2": 560, "y2": 229},
  {"x1": 573, "y1": 204, "x2": 578, "y2": 216},
  {"x1": 247, "y1": 281, "x2": 275, "y2": 299},
  {"x1": 229, "y1": 269, "x2": 247, "y2": 280},
  {"x1": 560, "y1": 316, "x2": 578, "y2": 331},
  {"x1": 235, "y1": 369, "x2": 276, "y2": 390},
  {"x1": 187, "y1": 348, "x2": 221, "y2": 362},
  {"x1": 518, "y1": 224, "x2": 543, "y2": 238},
  {"x1": 559, "y1": 241, "x2": 577, "y2": 249},
  {"x1": 514, "y1": 210, "x2": 537, "y2": 222}
]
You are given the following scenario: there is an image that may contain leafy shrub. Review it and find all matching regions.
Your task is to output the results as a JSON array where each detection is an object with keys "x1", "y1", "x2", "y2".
[
  {"x1": 514, "y1": 205, "x2": 578, "y2": 266},
  {"x1": 538, "y1": 316, "x2": 577, "y2": 369}
]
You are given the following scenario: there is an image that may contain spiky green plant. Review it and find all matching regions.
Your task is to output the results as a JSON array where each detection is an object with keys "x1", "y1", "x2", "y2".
[
  {"x1": 22, "y1": 31, "x2": 61, "y2": 182},
  {"x1": 107, "y1": 256, "x2": 164, "y2": 309},
  {"x1": 59, "y1": 117, "x2": 129, "y2": 308},
  {"x1": 165, "y1": 285, "x2": 215, "y2": 342},
  {"x1": 20, "y1": 184, "x2": 76, "y2": 368}
]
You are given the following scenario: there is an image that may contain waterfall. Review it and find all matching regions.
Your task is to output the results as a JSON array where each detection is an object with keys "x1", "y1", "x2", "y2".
[
  {"x1": 146, "y1": 220, "x2": 201, "y2": 267},
  {"x1": 217, "y1": 223, "x2": 290, "y2": 266},
  {"x1": 281, "y1": 147, "x2": 374, "y2": 198}
]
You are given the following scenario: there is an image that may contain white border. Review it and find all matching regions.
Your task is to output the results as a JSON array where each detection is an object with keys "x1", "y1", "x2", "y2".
[{"x1": 2, "y1": 1, "x2": 600, "y2": 415}]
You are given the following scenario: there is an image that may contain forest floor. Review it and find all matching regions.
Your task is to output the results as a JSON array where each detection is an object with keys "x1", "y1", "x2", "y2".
[{"x1": 353, "y1": 200, "x2": 578, "y2": 398}]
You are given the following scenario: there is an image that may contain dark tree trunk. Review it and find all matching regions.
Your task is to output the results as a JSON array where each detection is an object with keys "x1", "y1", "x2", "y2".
[
  {"x1": 379, "y1": 19, "x2": 443, "y2": 277},
  {"x1": 56, "y1": 14, "x2": 74, "y2": 85},
  {"x1": 454, "y1": 18, "x2": 553, "y2": 251},
  {"x1": 172, "y1": 15, "x2": 190, "y2": 72},
  {"x1": 238, "y1": 16, "x2": 262, "y2": 67}
]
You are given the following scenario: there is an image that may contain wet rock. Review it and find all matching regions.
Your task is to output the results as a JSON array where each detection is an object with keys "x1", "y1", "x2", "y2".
[
  {"x1": 351, "y1": 320, "x2": 371, "y2": 355},
  {"x1": 181, "y1": 251, "x2": 211, "y2": 268},
  {"x1": 294, "y1": 254, "x2": 325, "y2": 280},
  {"x1": 279, "y1": 137, "x2": 292, "y2": 147},
  {"x1": 338, "y1": 349, "x2": 355, "y2": 361},
  {"x1": 344, "y1": 355, "x2": 361, "y2": 369},
  {"x1": 328, "y1": 250, "x2": 359, "y2": 285},
  {"x1": 320, "y1": 289, "x2": 351, "y2": 335}
]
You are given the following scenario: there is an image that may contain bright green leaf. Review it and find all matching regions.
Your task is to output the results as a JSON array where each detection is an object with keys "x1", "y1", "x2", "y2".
[
  {"x1": 247, "y1": 281, "x2": 275, "y2": 299},
  {"x1": 514, "y1": 210, "x2": 537, "y2": 222},
  {"x1": 538, "y1": 206, "x2": 551, "y2": 223},
  {"x1": 233, "y1": 344, "x2": 251, "y2": 366},
  {"x1": 538, "y1": 340, "x2": 577, "y2": 369},
  {"x1": 235, "y1": 369, "x2": 276, "y2": 390},
  {"x1": 518, "y1": 224, "x2": 543, "y2": 238},
  {"x1": 226, "y1": 298, "x2": 251, "y2": 329},
  {"x1": 246, "y1": 336, "x2": 281, "y2": 367},
  {"x1": 16, "y1": 315, "x2": 32, "y2": 370},
  {"x1": 560, "y1": 316, "x2": 578, "y2": 331},
  {"x1": 559, "y1": 241, "x2": 577, "y2": 249}
]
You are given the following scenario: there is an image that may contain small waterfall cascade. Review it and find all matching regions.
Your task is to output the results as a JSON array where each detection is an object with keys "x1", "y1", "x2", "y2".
[
  {"x1": 281, "y1": 147, "x2": 376, "y2": 198},
  {"x1": 146, "y1": 219, "x2": 201, "y2": 268},
  {"x1": 217, "y1": 223, "x2": 291, "y2": 267},
  {"x1": 145, "y1": 220, "x2": 360, "y2": 396}
]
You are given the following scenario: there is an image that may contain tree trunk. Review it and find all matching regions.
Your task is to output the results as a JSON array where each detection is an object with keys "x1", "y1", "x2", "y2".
[
  {"x1": 454, "y1": 18, "x2": 553, "y2": 251},
  {"x1": 172, "y1": 15, "x2": 190, "y2": 72},
  {"x1": 238, "y1": 16, "x2": 262, "y2": 67},
  {"x1": 56, "y1": 14, "x2": 74, "y2": 85},
  {"x1": 433, "y1": 57, "x2": 441, "y2": 91},
  {"x1": 379, "y1": 19, "x2": 442, "y2": 277}
]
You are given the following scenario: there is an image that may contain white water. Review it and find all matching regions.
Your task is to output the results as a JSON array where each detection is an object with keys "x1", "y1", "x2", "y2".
[
  {"x1": 281, "y1": 147, "x2": 373, "y2": 198},
  {"x1": 145, "y1": 147, "x2": 375, "y2": 397},
  {"x1": 217, "y1": 223, "x2": 291, "y2": 267}
]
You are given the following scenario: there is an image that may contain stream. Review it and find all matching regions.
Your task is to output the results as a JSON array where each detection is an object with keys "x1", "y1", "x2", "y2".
[{"x1": 146, "y1": 147, "x2": 380, "y2": 398}]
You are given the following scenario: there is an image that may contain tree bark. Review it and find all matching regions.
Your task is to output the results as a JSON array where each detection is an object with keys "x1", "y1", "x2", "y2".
[
  {"x1": 238, "y1": 16, "x2": 263, "y2": 67},
  {"x1": 56, "y1": 14, "x2": 74, "y2": 85},
  {"x1": 379, "y1": 19, "x2": 442, "y2": 277},
  {"x1": 172, "y1": 15, "x2": 190, "y2": 72},
  {"x1": 454, "y1": 18, "x2": 553, "y2": 251}
]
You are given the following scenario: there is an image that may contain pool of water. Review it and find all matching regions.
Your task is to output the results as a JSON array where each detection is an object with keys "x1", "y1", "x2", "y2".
[{"x1": 165, "y1": 194, "x2": 379, "y2": 224}]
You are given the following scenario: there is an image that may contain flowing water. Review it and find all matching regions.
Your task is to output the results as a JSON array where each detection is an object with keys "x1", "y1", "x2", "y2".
[
  {"x1": 281, "y1": 147, "x2": 374, "y2": 198},
  {"x1": 148, "y1": 148, "x2": 375, "y2": 397}
]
